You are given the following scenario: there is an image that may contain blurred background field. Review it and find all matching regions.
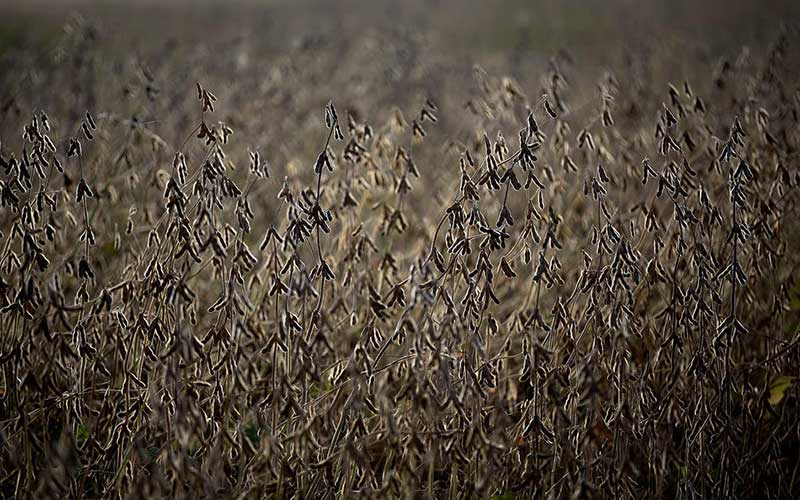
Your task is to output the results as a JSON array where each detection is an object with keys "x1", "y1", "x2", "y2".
[{"x1": 2, "y1": 0, "x2": 798, "y2": 204}]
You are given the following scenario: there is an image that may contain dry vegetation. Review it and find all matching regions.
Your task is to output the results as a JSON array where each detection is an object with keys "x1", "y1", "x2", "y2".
[{"x1": 1, "y1": 2, "x2": 800, "y2": 498}]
